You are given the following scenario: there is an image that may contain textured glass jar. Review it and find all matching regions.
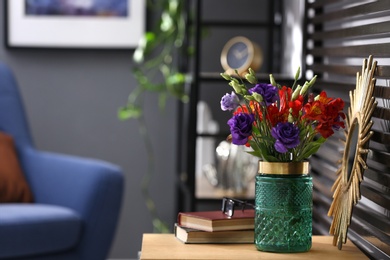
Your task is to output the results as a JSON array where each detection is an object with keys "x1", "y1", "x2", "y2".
[{"x1": 255, "y1": 161, "x2": 312, "y2": 253}]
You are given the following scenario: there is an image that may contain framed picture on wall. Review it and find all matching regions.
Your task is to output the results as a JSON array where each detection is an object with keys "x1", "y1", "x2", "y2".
[{"x1": 5, "y1": 0, "x2": 145, "y2": 49}]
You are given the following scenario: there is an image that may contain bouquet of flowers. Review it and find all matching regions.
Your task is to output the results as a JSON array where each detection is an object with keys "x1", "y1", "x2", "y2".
[{"x1": 220, "y1": 68, "x2": 346, "y2": 162}]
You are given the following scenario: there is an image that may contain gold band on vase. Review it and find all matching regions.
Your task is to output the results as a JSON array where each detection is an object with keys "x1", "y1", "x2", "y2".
[{"x1": 258, "y1": 161, "x2": 309, "y2": 175}]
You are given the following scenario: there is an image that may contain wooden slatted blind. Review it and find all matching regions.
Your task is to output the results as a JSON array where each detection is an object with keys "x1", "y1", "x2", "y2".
[{"x1": 305, "y1": 0, "x2": 390, "y2": 258}]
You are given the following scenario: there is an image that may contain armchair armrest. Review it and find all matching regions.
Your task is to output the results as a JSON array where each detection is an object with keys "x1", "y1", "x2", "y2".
[
  {"x1": 18, "y1": 146, "x2": 124, "y2": 259},
  {"x1": 20, "y1": 147, "x2": 123, "y2": 214}
]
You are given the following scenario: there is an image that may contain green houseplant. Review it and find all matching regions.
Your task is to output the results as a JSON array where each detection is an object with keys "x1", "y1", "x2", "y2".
[{"x1": 118, "y1": 0, "x2": 191, "y2": 233}]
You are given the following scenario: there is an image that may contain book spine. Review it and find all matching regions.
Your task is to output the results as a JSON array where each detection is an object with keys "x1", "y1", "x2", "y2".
[{"x1": 177, "y1": 213, "x2": 183, "y2": 226}]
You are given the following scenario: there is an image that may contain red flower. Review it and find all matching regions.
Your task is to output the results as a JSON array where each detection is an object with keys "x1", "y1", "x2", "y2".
[
  {"x1": 303, "y1": 91, "x2": 345, "y2": 138},
  {"x1": 289, "y1": 97, "x2": 304, "y2": 118},
  {"x1": 234, "y1": 105, "x2": 249, "y2": 115},
  {"x1": 245, "y1": 136, "x2": 252, "y2": 147},
  {"x1": 279, "y1": 86, "x2": 292, "y2": 116},
  {"x1": 266, "y1": 86, "x2": 304, "y2": 126},
  {"x1": 303, "y1": 100, "x2": 324, "y2": 121},
  {"x1": 250, "y1": 101, "x2": 263, "y2": 119},
  {"x1": 266, "y1": 104, "x2": 281, "y2": 126}
]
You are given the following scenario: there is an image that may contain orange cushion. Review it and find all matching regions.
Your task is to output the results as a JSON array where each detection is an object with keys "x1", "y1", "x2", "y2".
[{"x1": 0, "y1": 132, "x2": 33, "y2": 203}]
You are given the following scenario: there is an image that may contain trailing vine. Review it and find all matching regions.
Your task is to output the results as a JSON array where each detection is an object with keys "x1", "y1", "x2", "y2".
[{"x1": 118, "y1": 0, "x2": 191, "y2": 233}]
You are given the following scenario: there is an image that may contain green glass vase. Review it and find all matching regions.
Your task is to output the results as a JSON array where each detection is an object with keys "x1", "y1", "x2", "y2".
[{"x1": 254, "y1": 161, "x2": 312, "y2": 253}]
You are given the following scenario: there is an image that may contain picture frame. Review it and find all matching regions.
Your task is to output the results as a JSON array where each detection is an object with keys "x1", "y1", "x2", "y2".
[{"x1": 5, "y1": 0, "x2": 145, "y2": 49}]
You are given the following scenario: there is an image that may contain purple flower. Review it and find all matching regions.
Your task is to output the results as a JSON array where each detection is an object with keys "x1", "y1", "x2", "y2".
[
  {"x1": 248, "y1": 83, "x2": 278, "y2": 106},
  {"x1": 227, "y1": 113, "x2": 254, "y2": 145},
  {"x1": 220, "y1": 91, "x2": 239, "y2": 111},
  {"x1": 271, "y1": 122, "x2": 300, "y2": 153}
]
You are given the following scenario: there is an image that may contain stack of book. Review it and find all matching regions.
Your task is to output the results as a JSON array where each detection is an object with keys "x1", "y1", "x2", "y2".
[{"x1": 174, "y1": 209, "x2": 255, "y2": 244}]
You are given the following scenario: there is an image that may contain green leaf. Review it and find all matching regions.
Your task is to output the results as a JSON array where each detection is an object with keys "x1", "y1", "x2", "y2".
[
  {"x1": 166, "y1": 72, "x2": 185, "y2": 86},
  {"x1": 152, "y1": 218, "x2": 170, "y2": 234},
  {"x1": 118, "y1": 106, "x2": 142, "y2": 120},
  {"x1": 187, "y1": 46, "x2": 195, "y2": 56},
  {"x1": 247, "y1": 150, "x2": 262, "y2": 158},
  {"x1": 133, "y1": 68, "x2": 150, "y2": 86},
  {"x1": 296, "y1": 137, "x2": 326, "y2": 161},
  {"x1": 252, "y1": 127, "x2": 260, "y2": 135},
  {"x1": 158, "y1": 92, "x2": 167, "y2": 110},
  {"x1": 133, "y1": 32, "x2": 156, "y2": 63},
  {"x1": 133, "y1": 47, "x2": 144, "y2": 64},
  {"x1": 248, "y1": 139, "x2": 276, "y2": 161},
  {"x1": 262, "y1": 154, "x2": 279, "y2": 162},
  {"x1": 180, "y1": 94, "x2": 189, "y2": 103},
  {"x1": 166, "y1": 72, "x2": 186, "y2": 98},
  {"x1": 160, "y1": 11, "x2": 174, "y2": 32},
  {"x1": 168, "y1": 0, "x2": 179, "y2": 15}
]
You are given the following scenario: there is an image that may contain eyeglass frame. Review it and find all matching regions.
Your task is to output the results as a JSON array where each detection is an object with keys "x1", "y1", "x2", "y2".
[{"x1": 221, "y1": 197, "x2": 255, "y2": 218}]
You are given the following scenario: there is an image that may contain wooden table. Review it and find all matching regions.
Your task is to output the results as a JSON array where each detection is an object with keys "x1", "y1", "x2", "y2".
[{"x1": 140, "y1": 234, "x2": 368, "y2": 259}]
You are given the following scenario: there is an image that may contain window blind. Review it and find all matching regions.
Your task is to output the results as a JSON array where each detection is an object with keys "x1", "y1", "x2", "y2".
[{"x1": 305, "y1": 0, "x2": 390, "y2": 258}]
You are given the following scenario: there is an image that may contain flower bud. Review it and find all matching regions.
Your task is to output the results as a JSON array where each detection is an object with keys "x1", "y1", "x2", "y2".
[
  {"x1": 288, "y1": 115, "x2": 294, "y2": 123},
  {"x1": 288, "y1": 109, "x2": 294, "y2": 123},
  {"x1": 292, "y1": 85, "x2": 302, "y2": 101},
  {"x1": 300, "y1": 81, "x2": 310, "y2": 96},
  {"x1": 308, "y1": 75, "x2": 317, "y2": 86},
  {"x1": 269, "y1": 74, "x2": 277, "y2": 86},
  {"x1": 294, "y1": 67, "x2": 301, "y2": 81},
  {"x1": 229, "y1": 80, "x2": 244, "y2": 94},
  {"x1": 245, "y1": 73, "x2": 257, "y2": 84},
  {"x1": 252, "y1": 92, "x2": 263, "y2": 103},
  {"x1": 221, "y1": 73, "x2": 232, "y2": 81}
]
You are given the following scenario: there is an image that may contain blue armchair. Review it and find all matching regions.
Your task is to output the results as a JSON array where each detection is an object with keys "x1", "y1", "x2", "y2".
[{"x1": 0, "y1": 62, "x2": 124, "y2": 260}]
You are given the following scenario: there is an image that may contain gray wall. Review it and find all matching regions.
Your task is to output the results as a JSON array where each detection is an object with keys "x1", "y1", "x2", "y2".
[{"x1": 0, "y1": 3, "x2": 177, "y2": 259}]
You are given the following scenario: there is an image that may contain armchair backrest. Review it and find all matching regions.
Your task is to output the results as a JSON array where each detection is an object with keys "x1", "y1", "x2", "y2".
[{"x1": 0, "y1": 62, "x2": 33, "y2": 148}]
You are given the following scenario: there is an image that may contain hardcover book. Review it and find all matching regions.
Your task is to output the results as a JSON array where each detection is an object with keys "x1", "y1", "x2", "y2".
[
  {"x1": 174, "y1": 224, "x2": 254, "y2": 244},
  {"x1": 177, "y1": 210, "x2": 255, "y2": 232}
]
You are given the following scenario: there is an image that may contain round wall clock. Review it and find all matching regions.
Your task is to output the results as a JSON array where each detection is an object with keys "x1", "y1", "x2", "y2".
[
  {"x1": 328, "y1": 55, "x2": 377, "y2": 249},
  {"x1": 220, "y1": 36, "x2": 263, "y2": 76}
]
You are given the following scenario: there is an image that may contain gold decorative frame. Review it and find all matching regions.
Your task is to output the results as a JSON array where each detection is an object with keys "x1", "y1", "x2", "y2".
[{"x1": 328, "y1": 56, "x2": 378, "y2": 249}]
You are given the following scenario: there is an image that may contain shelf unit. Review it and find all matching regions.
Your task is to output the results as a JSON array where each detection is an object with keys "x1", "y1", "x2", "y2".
[
  {"x1": 176, "y1": 0, "x2": 390, "y2": 258},
  {"x1": 176, "y1": 0, "x2": 295, "y2": 213}
]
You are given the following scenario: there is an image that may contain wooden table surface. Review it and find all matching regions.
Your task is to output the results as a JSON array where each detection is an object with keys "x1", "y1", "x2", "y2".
[{"x1": 140, "y1": 234, "x2": 368, "y2": 260}]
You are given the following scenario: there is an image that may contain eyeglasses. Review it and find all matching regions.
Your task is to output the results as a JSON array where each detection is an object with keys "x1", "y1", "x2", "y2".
[{"x1": 221, "y1": 197, "x2": 255, "y2": 217}]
